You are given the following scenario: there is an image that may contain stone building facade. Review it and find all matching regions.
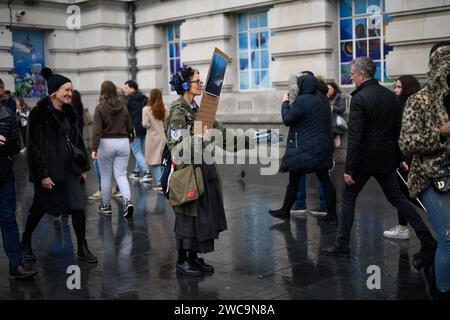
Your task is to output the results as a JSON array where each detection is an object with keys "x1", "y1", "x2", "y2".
[{"x1": 1, "y1": 0, "x2": 449, "y2": 159}]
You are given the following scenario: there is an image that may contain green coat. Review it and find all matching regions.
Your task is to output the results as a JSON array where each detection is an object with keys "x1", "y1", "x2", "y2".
[{"x1": 164, "y1": 96, "x2": 252, "y2": 216}]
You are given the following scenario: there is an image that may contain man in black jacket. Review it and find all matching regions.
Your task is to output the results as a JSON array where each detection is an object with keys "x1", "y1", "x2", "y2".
[
  {"x1": 320, "y1": 57, "x2": 436, "y2": 261},
  {"x1": 124, "y1": 80, "x2": 152, "y2": 182},
  {"x1": 0, "y1": 78, "x2": 37, "y2": 279}
]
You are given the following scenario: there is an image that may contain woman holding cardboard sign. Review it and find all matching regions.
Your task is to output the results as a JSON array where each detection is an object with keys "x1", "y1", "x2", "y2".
[
  {"x1": 165, "y1": 66, "x2": 256, "y2": 277},
  {"x1": 165, "y1": 66, "x2": 225, "y2": 277}
]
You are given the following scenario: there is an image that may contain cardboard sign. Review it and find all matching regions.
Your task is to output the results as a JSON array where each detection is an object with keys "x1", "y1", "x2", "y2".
[{"x1": 196, "y1": 48, "x2": 229, "y2": 129}]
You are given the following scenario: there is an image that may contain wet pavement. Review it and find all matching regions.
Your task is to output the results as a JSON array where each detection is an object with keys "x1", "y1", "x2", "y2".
[{"x1": 0, "y1": 153, "x2": 430, "y2": 300}]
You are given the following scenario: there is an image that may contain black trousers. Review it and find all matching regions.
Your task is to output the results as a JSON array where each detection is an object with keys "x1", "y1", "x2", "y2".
[
  {"x1": 397, "y1": 173, "x2": 410, "y2": 226},
  {"x1": 335, "y1": 171, "x2": 434, "y2": 249},
  {"x1": 20, "y1": 125, "x2": 27, "y2": 148},
  {"x1": 23, "y1": 203, "x2": 86, "y2": 251},
  {"x1": 281, "y1": 168, "x2": 337, "y2": 217}
]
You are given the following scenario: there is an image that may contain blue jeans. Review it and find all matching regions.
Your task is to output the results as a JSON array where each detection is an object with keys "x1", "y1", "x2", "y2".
[
  {"x1": 420, "y1": 186, "x2": 450, "y2": 292},
  {"x1": 150, "y1": 165, "x2": 162, "y2": 185},
  {"x1": 131, "y1": 136, "x2": 150, "y2": 175},
  {"x1": 295, "y1": 175, "x2": 328, "y2": 208},
  {"x1": 0, "y1": 181, "x2": 23, "y2": 269},
  {"x1": 93, "y1": 159, "x2": 102, "y2": 191}
]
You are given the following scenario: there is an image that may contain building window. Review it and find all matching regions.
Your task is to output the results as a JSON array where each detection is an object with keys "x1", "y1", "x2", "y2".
[
  {"x1": 237, "y1": 12, "x2": 270, "y2": 90},
  {"x1": 339, "y1": 0, "x2": 393, "y2": 86},
  {"x1": 11, "y1": 30, "x2": 46, "y2": 97},
  {"x1": 167, "y1": 24, "x2": 181, "y2": 83}
]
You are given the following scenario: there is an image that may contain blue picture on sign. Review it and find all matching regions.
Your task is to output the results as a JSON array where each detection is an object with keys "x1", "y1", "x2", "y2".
[
  {"x1": 205, "y1": 51, "x2": 228, "y2": 97},
  {"x1": 10, "y1": 30, "x2": 46, "y2": 97}
]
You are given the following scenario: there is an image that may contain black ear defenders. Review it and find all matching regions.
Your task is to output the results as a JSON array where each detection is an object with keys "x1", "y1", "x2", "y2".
[{"x1": 178, "y1": 71, "x2": 189, "y2": 91}]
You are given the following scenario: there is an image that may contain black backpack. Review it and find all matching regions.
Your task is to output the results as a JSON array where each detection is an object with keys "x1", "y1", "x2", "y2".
[{"x1": 160, "y1": 144, "x2": 174, "y2": 199}]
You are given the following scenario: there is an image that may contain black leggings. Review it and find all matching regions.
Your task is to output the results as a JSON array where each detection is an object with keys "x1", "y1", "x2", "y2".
[
  {"x1": 281, "y1": 168, "x2": 337, "y2": 217},
  {"x1": 20, "y1": 125, "x2": 27, "y2": 147},
  {"x1": 23, "y1": 206, "x2": 86, "y2": 250}
]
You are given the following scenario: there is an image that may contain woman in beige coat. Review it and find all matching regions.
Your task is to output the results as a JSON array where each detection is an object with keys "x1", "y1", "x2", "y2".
[{"x1": 142, "y1": 89, "x2": 167, "y2": 191}]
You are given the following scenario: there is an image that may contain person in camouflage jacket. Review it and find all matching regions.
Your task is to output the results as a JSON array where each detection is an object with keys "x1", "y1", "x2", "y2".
[
  {"x1": 165, "y1": 66, "x2": 253, "y2": 277},
  {"x1": 399, "y1": 42, "x2": 450, "y2": 299},
  {"x1": 399, "y1": 44, "x2": 450, "y2": 199}
]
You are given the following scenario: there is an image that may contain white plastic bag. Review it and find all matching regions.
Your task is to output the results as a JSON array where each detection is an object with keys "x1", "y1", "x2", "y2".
[{"x1": 336, "y1": 115, "x2": 348, "y2": 130}]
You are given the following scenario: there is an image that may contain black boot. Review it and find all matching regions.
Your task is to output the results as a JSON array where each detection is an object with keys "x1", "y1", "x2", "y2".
[
  {"x1": 413, "y1": 241, "x2": 437, "y2": 271},
  {"x1": 21, "y1": 233, "x2": 36, "y2": 261},
  {"x1": 188, "y1": 252, "x2": 214, "y2": 273},
  {"x1": 268, "y1": 209, "x2": 290, "y2": 220},
  {"x1": 269, "y1": 187, "x2": 297, "y2": 220},
  {"x1": 318, "y1": 213, "x2": 338, "y2": 225},
  {"x1": 176, "y1": 260, "x2": 202, "y2": 277},
  {"x1": 77, "y1": 240, "x2": 98, "y2": 264},
  {"x1": 320, "y1": 246, "x2": 350, "y2": 258}
]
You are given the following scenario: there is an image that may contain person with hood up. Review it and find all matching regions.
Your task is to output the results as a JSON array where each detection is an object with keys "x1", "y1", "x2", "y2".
[
  {"x1": 291, "y1": 72, "x2": 335, "y2": 220},
  {"x1": 269, "y1": 73, "x2": 337, "y2": 223},
  {"x1": 91, "y1": 81, "x2": 134, "y2": 218},
  {"x1": 399, "y1": 42, "x2": 450, "y2": 300}
]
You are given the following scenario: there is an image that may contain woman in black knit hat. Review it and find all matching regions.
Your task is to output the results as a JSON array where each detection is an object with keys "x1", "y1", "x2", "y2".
[{"x1": 21, "y1": 67, "x2": 97, "y2": 263}]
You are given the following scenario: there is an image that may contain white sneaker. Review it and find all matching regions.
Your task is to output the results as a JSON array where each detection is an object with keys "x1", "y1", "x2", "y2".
[
  {"x1": 383, "y1": 225, "x2": 410, "y2": 240},
  {"x1": 140, "y1": 173, "x2": 153, "y2": 183},
  {"x1": 20, "y1": 147, "x2": 27, "y2": 153},
  {"x1": 111, "y1": 190, "x2": 122, "y2": 198},
  {"x1": 308, "y1": 207, "x2": 328, "y2": 217},
  {"x1": 129, "y1": 173, "x2": 140, "y2": 180},
  {"x1": 123, "y1": 199, "x2": 134, "y2": 218},
  {"x1": 88, "y1": 191, "x2": 102, "y2": 200},
  {"x1": 290, "y1": 204, "x2": 308, "y2": 214}
]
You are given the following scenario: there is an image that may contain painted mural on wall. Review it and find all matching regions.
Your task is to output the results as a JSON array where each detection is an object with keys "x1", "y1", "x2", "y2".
[{"x1": 10, "y1": 30, "x2": 46, "y2": 97}]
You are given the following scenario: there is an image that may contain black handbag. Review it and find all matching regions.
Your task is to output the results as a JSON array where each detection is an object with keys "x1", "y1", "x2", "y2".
[
  {"x1": 432, "y1": 157, "x2": 450, "y2": 193},
  {"x1": 51, "y1": 112, "x2": 88, "y2": 172},
  {"x1": 66, "y1": 137, "x2": 88, "y2": 168}
]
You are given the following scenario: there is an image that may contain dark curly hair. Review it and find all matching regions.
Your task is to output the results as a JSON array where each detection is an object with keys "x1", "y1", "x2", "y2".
[{"x1": 169, "y1": 66, "x2": 198, "y2": 95}]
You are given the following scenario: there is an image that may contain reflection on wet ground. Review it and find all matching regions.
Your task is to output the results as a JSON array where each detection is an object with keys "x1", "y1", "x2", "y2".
[{"x1": 0, "y1": 155, "x2": 428, "y2": 299}]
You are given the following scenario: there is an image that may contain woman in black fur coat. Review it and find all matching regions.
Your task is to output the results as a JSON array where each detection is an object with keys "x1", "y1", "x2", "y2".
[{"x1": 21, "y1": 67, "x2": 97, "y2": 264}]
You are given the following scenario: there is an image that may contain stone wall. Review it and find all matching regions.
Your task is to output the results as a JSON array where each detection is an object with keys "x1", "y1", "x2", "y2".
[{"x1": 1, "y1": 0, "x2": 449, "y2": 161}]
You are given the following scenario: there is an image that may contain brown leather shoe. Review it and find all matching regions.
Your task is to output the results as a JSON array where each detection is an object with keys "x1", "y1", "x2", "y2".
[{"x1": 9, "y1": 265, "x2": 37, "y2": 280}]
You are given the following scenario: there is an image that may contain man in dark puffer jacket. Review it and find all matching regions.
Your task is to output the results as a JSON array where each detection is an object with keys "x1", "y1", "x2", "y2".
[{"x1": 269, "y1": 74, "x2": 337, "y2": 222}]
